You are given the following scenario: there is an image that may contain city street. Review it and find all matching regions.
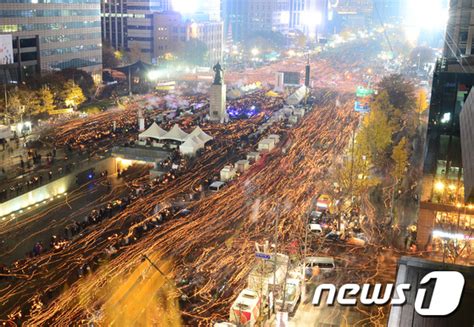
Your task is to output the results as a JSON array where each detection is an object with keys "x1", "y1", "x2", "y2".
[{"x1": 1, "y1": 3, "x2": 470, "y2": 325}]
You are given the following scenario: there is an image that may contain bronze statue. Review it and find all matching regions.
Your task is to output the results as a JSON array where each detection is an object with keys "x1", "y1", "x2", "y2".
[{"x1": 213, "y1": 62, "x2": 224, "y2": 85}]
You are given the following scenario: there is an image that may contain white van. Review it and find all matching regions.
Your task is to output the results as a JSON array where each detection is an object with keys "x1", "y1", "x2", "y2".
[
  {"x1": 304, "y1": 257, "x2": 336, "y2": 280},
  {"x1": 209, "y1": 181, "x2": 226, "y2": 192}
]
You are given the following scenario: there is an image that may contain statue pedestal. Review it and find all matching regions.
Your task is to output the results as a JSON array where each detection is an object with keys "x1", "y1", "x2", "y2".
[{"x1": 209, "y1": 83, "x2": 227, "y2": 122}]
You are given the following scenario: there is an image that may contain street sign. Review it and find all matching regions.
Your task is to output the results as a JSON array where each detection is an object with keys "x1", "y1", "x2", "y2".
[
  {"x1": 256, "y1": 252, "x2": 271, "y2": 260},
  {"x1": 354, "y1": 100, "x2": 370, "y2": 113},
  {"x1": 356, "y1": 86, "x2": 375, "y2": 97}
]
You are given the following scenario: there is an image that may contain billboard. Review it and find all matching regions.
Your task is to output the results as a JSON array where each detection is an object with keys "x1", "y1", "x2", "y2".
[
  {"x1": 0, "y1": 34, "x2": 14, "y2": 65},
  {"x1": 282, "y1": 71, "x2": 300, "y2": 86}
]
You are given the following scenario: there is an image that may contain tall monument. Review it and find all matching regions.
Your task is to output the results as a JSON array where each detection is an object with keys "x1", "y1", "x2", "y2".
[{"x1": 209, "y1": 62, "x2": 228, "y2": 123}]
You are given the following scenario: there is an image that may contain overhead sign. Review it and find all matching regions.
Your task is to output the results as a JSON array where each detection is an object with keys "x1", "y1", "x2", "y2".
[
  {"x1": 256, "y1": 252, "x2": 271, "y2": 260},
  {"x1": 356, "y1": 86, "x2": 375, "y2": 98},
  {"x1": 0, "y1": 34, "x2": 14, "y2": 65}
]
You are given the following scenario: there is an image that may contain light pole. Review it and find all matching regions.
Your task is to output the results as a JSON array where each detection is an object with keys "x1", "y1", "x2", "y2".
[
  {"x1": 272, "y1": 203, "x2": 281, "y2": 315},
  {"x1": 2, "y1": 68, "x2": 8, "y2": 125},
  {"x1": 349, "y1": 120, "x2": 356, "y2": 203},
  {"x1": 142, "y1": 254, "x2": 185, "y2": 297},
  {"x1": 301, "y1": 196, "x2": 319, "y2": 302}
]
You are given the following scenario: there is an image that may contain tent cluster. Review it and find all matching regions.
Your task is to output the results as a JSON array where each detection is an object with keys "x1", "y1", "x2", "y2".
[
  {"x1": 228, "y1": 82, "x2": 263, "y2": 99},
  {"x1": 138, "y1": 123, "x2": 213, "y2": 156}
]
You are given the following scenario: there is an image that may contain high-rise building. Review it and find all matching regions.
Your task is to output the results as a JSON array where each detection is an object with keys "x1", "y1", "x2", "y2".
[
  {"x1": 0, "y1": 0, "x2": 102, "y2": 81},
  {"x1": 443, "y1": 0, "x2": 474, "y2": 57},
  {"x1": 417, "y1": 0, "x2": 474, "y2": 254},
  {"x1": 175, "y1": 0, "x2": 222, "y2": 22},
  {"x1": 222, "y1": 0, "x2": 249, "y2": 42},
  {"x1": 460, "y1": 88, "x2": 474, "y2": 203},
  {"x1": 372, "y1": 0, "x2": 405, "y2": 24},
  {"x1": 153, "y1": 12, "x2": 223, "y2": 66},
  {"x1": 247, "y1": 0, "x2": 290, "y2": 35},
  {"x1": 101, "y1": 0, "x2": 127, "y2": 50},
  {"x1": 289, "y1": 0, "x2": 328, "y2": 37},
  {"x1": 125, "y1": 0, "x2": 169, "y2": 62},
  {"x1": 328, "y1": 0, "x2": 374, "y2": 32},
  {"x1": 102, "y1": 0, "x2": 222, "y2": 65},
  {"x1": 223, "y1": 0, "x2": 290, "y2": 42},
  {"x1": 418, "y1": 61, "x2": 474, "y2": 251}
]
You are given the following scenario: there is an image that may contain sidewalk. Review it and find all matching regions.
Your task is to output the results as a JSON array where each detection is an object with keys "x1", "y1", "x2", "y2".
[{"x1": 0, "y1": 144, "x2": 99, "y2": 203}]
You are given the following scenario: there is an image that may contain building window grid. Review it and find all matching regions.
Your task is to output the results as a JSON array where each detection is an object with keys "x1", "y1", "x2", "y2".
[
  {"x1": 0, "y1": 21, "x2": 100, "y2": 33},
  {"x1": 41, "y1": 43, "x2": 101, "y2": 57},
  {"x1": 0, "y1": 9, "x2": 100, "y2": 17}
]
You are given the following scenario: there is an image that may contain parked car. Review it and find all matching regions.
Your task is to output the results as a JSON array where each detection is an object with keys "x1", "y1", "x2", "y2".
[{"x1": 308, "y1": 223, "x2": 323, "y2": 235}]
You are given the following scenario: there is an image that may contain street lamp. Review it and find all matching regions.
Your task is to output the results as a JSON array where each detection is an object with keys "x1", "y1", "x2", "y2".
[
  {"x1": 434, "y1": 181, "x2": 445, "y2": 192},
  {"x1": 251, "y1": 48, "x2": 260, "y2": 57}
]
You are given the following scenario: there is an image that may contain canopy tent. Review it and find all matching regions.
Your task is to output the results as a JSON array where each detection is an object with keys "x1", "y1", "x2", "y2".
[
  {"x1": 138, "y1": 122, "x2": 167, "y2": 139},
  {"x1": 160, "y1": 124, "x2": 189, "y2": 142},
  {"x1": 180, "y1": 135, "x2": 204, "y2": 156},
  {"x1": 228, "y1": 89, "x2": 242, "y2": 99},
  {"x1": 286, "y1": 85, "x2": 308, "y2": 105},
  {"x1": 266, "y1": 90, "x2": 280, "y2": 97},
  {"x1": 189, "y1": 126, "x2": 213, "y2": 144},
  {"x1": 0, "y1": 125, "x2": 12, "y2": 140}
]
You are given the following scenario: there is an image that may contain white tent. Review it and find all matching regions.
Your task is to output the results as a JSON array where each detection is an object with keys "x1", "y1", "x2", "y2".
[
  {"x1": 286, "y1": 85, "x2": 308, "y2": 105},
  {"x1": 189, "y1": 126, "x2": 213, "y2": 144},
  {"x1": 180, "y1": 135, "x2": 204, "y2": 155},
  {"x1": 138, "y1": 122, "x2": 167, "y2": 139},
  {"x1": 0, "y1": 125, "x2": 12, "y2": 140},
  {"x1": 160, "y1": 124, "x2": 189, "y2": 142},
  {"x1": 228, "y1": 89, "x2": 242, "y2": 99}
]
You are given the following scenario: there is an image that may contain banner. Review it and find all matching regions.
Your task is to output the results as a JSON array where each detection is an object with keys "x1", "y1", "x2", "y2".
[{"x1": 0, "y1": 34, "x2": 14, "y2": 65}]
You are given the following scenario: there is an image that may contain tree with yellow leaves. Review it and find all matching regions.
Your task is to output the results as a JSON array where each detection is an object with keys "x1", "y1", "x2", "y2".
[
  {"x1": 335, "y1": 146, "x2": 381, "y2": 198},
  {"x1": 391, "y1": 137, "x2": 410, "y2": 182},
  {"x1": 389, "y1": 137, "x2": 410, "y2": 224},
  {"x1": 415, "y1": 90, "x2": 428, "y2": 116},
  {"x1": 61, "y1": 80, "x2": 86, "y2": 109},
  {"x1": 372, "y1": 90, "x2": 400, "y2": 128},
  {"x1": 37, "y1": 86, "x2": 55, "y2": 114},
  {"x1": 356, "y1": 107, "x2": 394, "y2": 169}
]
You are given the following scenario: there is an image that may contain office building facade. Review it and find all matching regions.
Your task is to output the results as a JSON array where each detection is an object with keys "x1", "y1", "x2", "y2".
[
  {"x1": 223, "y1": 0, "x2": 290, "y2": 42},
  {"x1": 328, "y1": 0, "x2": 374, "y2": 32},
  {"x1": 460, "y1": 87, "x2": 474, "y2": 203},
  {"x1": 418, "y1": 57, "x2": 474, "y2": 253},
  {"x1": 222, "y1": 0, "x2": 248, "y2": 42},
  {"x1": 444, "y1": 0, "x2": 474, "y2": 57},
  {"x1": 101, "y1": 0, "x2": 127, "y2": 50},
  {"x1": 153, "y1": 12, "x2": 223, "y2": 66},
  {"x1": 248, "y1": 0, "x2": 290, "y2": 35},
  {"x1": 0, "y1": 0, "x2": 102, "y2": 80},
  {"x1": 102, "y1": 1, "x2": 222, "y2": 65},
  {"x1": 417, "y1": 0, "x2": 474, "y2": 254},
  {"x1": 289, "y1": 0, "x2": 328, "y2": 37}
]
